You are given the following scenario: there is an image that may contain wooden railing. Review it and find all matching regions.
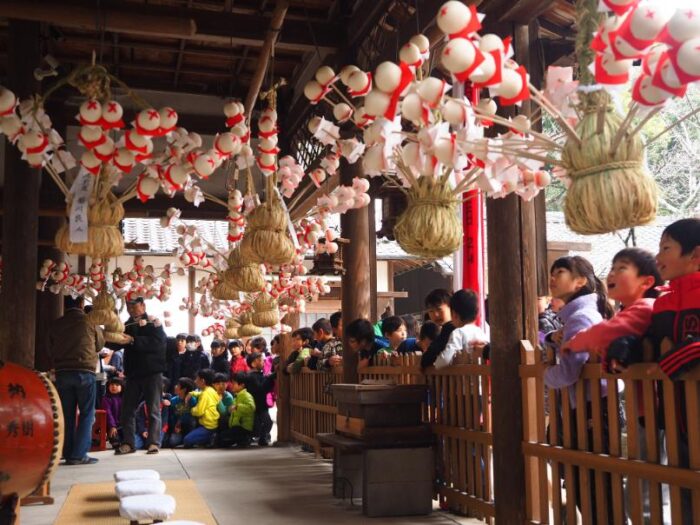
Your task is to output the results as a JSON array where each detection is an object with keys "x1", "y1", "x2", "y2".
[
  {"x1": 520, "y1": 340, "x2": 700, "y2": 524},
  {"x1": 286, "y1": 353, "x2": 494, "y2": 521},
  {"x1": 288, "y1": 367, "x2": 343, "y2": 455}
]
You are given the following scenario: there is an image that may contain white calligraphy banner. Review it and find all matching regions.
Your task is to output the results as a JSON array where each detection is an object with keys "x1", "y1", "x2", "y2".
[{"x1": 69, "y1": 169, "x2": 94, "y2": 243}]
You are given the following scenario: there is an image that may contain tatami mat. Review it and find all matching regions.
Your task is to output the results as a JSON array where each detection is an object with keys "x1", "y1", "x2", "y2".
[{"x1": 54, "y1": 479, "x2": 217, "y2": 524}]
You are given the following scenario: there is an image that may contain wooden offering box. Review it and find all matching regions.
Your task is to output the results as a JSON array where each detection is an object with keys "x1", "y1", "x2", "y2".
[{"x1": 331, "y1": 384, "x2": 431, "y2": 446}]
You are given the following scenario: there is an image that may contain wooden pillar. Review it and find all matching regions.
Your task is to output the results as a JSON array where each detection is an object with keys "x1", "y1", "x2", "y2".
[
  {"x1": 529, "y1": 20, "x2": 550, "y2": 297},
  {"x1": 486, "y1": 22, "x2": 540, "y2": 525},
  {"x1": 34, "y1": 243, "x2": 63, "y2": 372},
  {"x1": 340, "y1": 160, "x2": 371, "y2": 384},
  {"x1": 188, "y1": 268, "x2": 195, "y2": 334},
  {"x1": 0, "y1": 20, "x2": 42, "y2": 368},
  {"x1": 34, "y1": 104, "x2": 68, "y2": 371},
  {"x1": 275, "y1": 332, "x2": 292, "y2": 443},
  {"x1": 367, "y1": 197, "x2": 378, "y2": 322}
]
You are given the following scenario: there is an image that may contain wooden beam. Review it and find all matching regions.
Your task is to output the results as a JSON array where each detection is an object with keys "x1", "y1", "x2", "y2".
[
  {"x1": 244, "y1": 0, "x2": 289, "y2": 115},
  {"x1": 499, "y1": 0, "x2": 555, "y2": 23},
  {"x1": 0, "y1": 0, "x2": 339, "y2": 53},
  {"x1": 537, "y1": 17, "x2": 574, "y2": 40},
  {"x1": 0, "y1": 0, "x2": 197, "y2": 40},
  {"x1": 0, "y1": 20, "x2": 42, "y2": 369},
  {"x1": 289, "y1": 173, "x2": 341, "y2": 221}
]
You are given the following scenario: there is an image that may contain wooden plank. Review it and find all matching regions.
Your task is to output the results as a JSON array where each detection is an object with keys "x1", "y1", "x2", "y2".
[
  {"x1": 624, "y1": 378, "x2": 644, "y2": 524},
  {"x1": 686, "y1": 380, "x2": 700, "y2": 524},
  {"x1": 549, "y1": 390, "x2": 563, "y2": 525},
  {"x1": 589, "y1": 378, "x2": 608, "y2": 525},
  {"x1": 606, "y1": 381, "x2": 625, "y2": 525},
  {"x1": 642, "y1": 377, "x2": 663, "y2": 523},
  {"x1": 438, "y1": 486, "x2": 496, "y2": 518},
  {"x1": 560, "y1": 391, "x2": 577, "y2": 525},
  {"x1": 574, "y1": 381, "x2": 592, "y2": 524},
  {"x1": 522, "y1": 442, "x2": 700, "y2": 488},
  {"x1": 663, "y1": 379, "x2": 683, "y2": 523},
  {"x1": 0, "y1": 0, "x2": 340, "y2": 52}
]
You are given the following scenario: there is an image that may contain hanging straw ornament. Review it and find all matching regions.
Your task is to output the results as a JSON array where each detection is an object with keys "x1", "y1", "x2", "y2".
[
  {"x1": 224, "y1": 317, "x2": 240, "y2": 339},
  {"x1": 240, "y1": 174, "x2": 295, "y2": 266},
  {"x1": 211, "y1": 273, "x2": 240, "y2": 301},
  {"x1": 392, "y1": 154, "x2": 462, "y2": 258},
  {"x1": 238, "y1": 311, "x2": 263, "y2": 337},
  {"x1": 225, "y1": 245, "x2": 265, "y2": 293},
  {"x1": 54, "y1": 192, "x2": 125, "y2": 258},
  {"x1": 251, "y1": 293, "x2": 280, "y2": 328},
  {"x1": 562, "y1": 0, "x2": 658, "y2": 234},
  {"x1": 88, "y1": 287, "x2": 128, "y2": 343}
]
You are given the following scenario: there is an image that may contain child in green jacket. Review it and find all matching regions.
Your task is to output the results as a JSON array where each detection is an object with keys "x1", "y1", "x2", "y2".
[{"x1": 218, "y1": 372, "x2": 256, "y2": 447}]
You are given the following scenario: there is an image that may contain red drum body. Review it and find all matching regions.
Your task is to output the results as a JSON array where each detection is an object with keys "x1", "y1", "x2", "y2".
[{"x1": 0, "y1": 361, "x2": 64, "y2": 499}]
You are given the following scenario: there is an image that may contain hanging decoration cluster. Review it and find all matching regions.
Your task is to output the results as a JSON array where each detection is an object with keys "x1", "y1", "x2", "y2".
[{"x1": 300, "y1": 0, "x2": 700, "y2": 242}]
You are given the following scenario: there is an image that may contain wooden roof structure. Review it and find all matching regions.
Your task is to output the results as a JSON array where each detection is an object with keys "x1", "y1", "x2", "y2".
[{"x1": 0, "y1": 0, "x2": 579, "y2": 218}]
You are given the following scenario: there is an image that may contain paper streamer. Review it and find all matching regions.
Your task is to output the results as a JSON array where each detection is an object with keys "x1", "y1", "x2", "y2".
[{"x1": 69, "y1": 168, "x2": 94, "y2": 243}]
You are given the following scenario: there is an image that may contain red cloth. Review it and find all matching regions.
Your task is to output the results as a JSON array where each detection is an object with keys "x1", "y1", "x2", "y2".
[
  {"x1": 230, "y1": 356, "x2": 250, "y2": 375},
  {"x1": 567, "y1": 298, "x2": 655, "y2": 355}
]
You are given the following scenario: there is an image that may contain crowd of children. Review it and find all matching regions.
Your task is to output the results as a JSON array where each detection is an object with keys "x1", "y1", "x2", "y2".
[
  {"x1": 95, "y1": 217, "x2": 700, "y2": 521},
  {"x1": 101, "y1": 335, "x2": 279, "y2": 450}
]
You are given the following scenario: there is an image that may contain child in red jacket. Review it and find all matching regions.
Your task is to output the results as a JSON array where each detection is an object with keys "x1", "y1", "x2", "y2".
[{"x1": 562, "y1": 248, "x2": 662, "y2": 369}]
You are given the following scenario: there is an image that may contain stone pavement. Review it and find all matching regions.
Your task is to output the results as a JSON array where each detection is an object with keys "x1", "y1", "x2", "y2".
[{"x1": 21, "y1": 444, "x2": 483, "y2": 525}]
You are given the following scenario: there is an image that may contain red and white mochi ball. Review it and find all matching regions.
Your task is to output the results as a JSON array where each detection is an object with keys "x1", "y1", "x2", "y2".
[
  {"x1": 78, "y1": 99, "x2": 102, "y2": 125},
  {"x1": 134, "y1": 108, "x2": 161, "y2": 136},
  {"x1": 100, "y1": 100, "x2": 124, "y2": 129},
  {"x1": 0, "y1": 86, "x2": 17, "y2": 116}
]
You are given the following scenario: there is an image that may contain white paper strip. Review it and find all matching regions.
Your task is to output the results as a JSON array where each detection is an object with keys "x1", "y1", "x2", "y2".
[{"x1": 69, "y1": 169, "x2": 94, "y2": 243}]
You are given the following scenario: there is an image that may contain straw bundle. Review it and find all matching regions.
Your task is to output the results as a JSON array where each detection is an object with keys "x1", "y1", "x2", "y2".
[
  {"x1": 238, "y1": 312, "x2": 262, "y2": 337},
  {"x1": 251, "y1": 293, "x2": 280, "y2": 328},
  {"x1": 224, "y1": 317, "x2": 240, "y2": 339},
  {"x1": 226, "y1": 246, "x2": 265, "y2": 293},
  {"x1": 87, "y1": 290, "x2": 119, "y2": 327},
  {"x1": 240, "y1": 179, "x2": 295, "y2": 266},
  {"x1": 562, "y1": 94, "x2": 658, "y2": 234},
  {"x1": 88, "y1": 289, "x2": 126, "y2": 343},
  {"x1": 212, "y1": 273, "x2": 240, "y2": 301},
  {"x1": 562, "y1": 0, "x2": 657, "y2": 234},
  {"x1": 55, "y1": 197, "x2": 125, "y2": 258},
  {"x1": 393, "y1": 177, "x2": 462, "y2": 258}
]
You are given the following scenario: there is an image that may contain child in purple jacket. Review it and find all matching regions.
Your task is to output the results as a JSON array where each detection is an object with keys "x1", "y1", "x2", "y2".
[
  {"x1": 543, "y1": 256, "x2": 614, "y2": 524},
  {"x1": 102, "y1": 377, "x2": 124, "y2": 449}
]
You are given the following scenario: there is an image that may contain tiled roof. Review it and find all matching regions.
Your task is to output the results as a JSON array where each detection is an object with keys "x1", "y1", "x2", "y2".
[{"x1": 545, "y1": 211, "x2": 675, "y2": 276}]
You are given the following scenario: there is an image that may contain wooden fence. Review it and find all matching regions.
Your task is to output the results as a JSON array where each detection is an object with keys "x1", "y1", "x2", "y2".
[
  {"x1": 286, "y1": 353, "x2": 495, "y2": 521},
  {"x1": 520, "y1": 340, "x2": 700, "y2": 524},
  {"x1": 288, "y1": 367, "x2": 342, "y2": 455}
]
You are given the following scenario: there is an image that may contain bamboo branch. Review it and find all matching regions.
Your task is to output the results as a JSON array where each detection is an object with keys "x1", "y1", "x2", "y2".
[
  {"x1": 114, "y1": 189, "x2": 137, "y2": 206},
  {"x1": 202, "y1": 192, "x2": 229, "y2": 208},
  {"x1": 610, "y1": 103, "x2": 639, "y2": 153},
  {"x1": 330, "y1": 83, "x2": 355, "y2": 109},
  {"x1": 43, "y1": 163, "x2": 70, "y2": 196},
  {"x1": 528, "y1": 82, "x2": 581, "y2": 145},
  {"x1": 648, "y1": 104, "x2": 700, "y2": 144},
  {"x1": 627, "y1": 106, "x2": 663, "y2": 140}
]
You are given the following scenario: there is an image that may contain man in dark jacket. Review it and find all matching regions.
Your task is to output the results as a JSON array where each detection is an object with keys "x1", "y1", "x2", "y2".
[
  {"x1": 50, "y1": 295, "x2": 104, "y2": 465},
  {"x1": 112, "y1": 297, "x2": 167, "y2": 455}
]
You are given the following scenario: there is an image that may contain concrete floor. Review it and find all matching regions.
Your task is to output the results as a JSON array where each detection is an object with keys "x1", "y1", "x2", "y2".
[{"x1": 21, "y1": 445, "x2": 482, "y2": 525}]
